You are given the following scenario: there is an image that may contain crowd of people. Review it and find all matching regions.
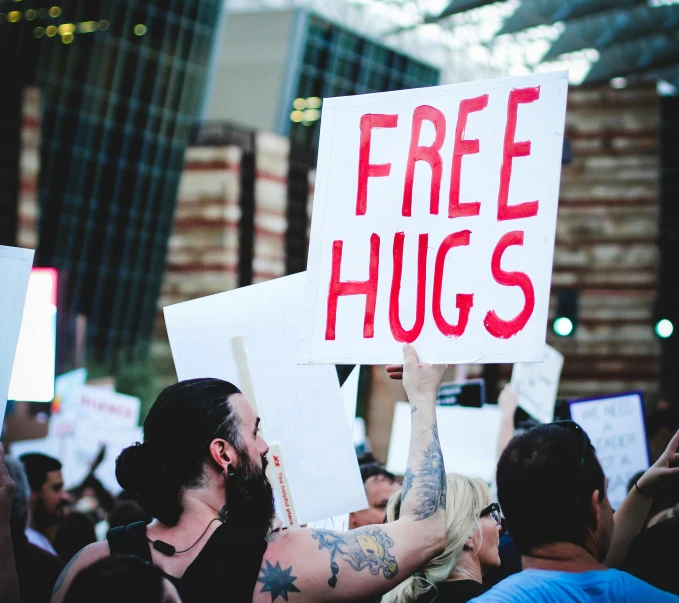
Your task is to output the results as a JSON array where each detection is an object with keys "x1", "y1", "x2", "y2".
[{"x1": 2, "y1": 344, "x2": 679, "y2": 603}]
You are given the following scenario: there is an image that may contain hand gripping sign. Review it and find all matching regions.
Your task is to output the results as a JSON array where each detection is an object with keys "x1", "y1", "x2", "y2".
[{"x1": 299, "y1": 72, "x2": 568, "y2": 365}]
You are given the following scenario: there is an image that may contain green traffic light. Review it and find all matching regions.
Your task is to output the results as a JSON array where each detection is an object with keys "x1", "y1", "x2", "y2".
[
  {"x1": 655, "y1": 319, "x2": 674, "y2": 339},
  {"x1": 553, "y1": 317, "x2": 574, "y2": 337}
]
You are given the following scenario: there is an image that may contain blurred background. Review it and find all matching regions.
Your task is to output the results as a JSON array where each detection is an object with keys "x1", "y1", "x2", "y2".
[{"x1": 2, "y1": 0, "x2": 678, "y2": 462}]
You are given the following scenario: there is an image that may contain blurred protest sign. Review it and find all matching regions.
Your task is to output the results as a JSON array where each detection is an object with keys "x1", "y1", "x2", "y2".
[
  {"x1": 300, "y1": 72, "x2": 568, "y2": 365},
  {"x1": 437, "y1": 379, "x2": 485, "y2": 407},
  {"x1": 511, "y1": 344, "x2": 564, "y2": 423},
  {"x1": 52, "y1": 368, "x2": 88, "y2": 414},
  {"x1": 16, "y1": 385, "x2": 142, "y2": 492},
  {"x1": 164, "y1": 272, "x2": 367, "y2": 525},
  {"x1": 569, "y1": 392, "x2": 649, "y2": 509},
  {"x1": 387, "y1": 402, "x2": 502, "y2": 483},
  {"x1": 0, "y1": 245, "x2": 34, "y2": 425},
  {"x1": 9, "y1": 268, "x2": 58, "y2": 403}
]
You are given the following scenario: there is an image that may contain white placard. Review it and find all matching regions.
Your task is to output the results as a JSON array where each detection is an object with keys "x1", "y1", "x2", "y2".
[
  {"x1": 75, "y1": 386, "x2": 141, "y2": 430},
  {"x1": 300, "y1": 72, "x2": 568, "y2": 365},
  {"x1": 387, "y1": 402, "x2": 502, "y2": 483},
  {"x1": 511, "y1": 344, "x2": 564, "y2": 423},
  {"x1": 164, "y1": 272, "x2": 368, "y2": 525},
  {"x1": 341, "y1": 366, "x2": 360, "y2": 433},
  {"x1": 0, "y1": 246, "x2": 34, "y2": 423},
  {"x1": 308, "y1": 365, "x2": 364, "y2": 531},
  {"x1": 569, "y1": 392, "x2": 650, "y2": 510}
]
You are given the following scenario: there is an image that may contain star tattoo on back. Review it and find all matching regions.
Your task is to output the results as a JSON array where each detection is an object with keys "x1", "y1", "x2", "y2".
[{"x1": 257, "y1": 560, "x2": 302, "y2": 601}]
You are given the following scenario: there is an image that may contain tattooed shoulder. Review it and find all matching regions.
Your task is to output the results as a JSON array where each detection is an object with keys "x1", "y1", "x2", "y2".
[
  {"x1": 52, "y1": 549, "x2": 82, "y2": 596},
  {"x1": 311, "y1": 526, "x2": 399, "y2": 589},
  {"x1": 257, "y1": 560, "x2": 301, "y2": 602}
]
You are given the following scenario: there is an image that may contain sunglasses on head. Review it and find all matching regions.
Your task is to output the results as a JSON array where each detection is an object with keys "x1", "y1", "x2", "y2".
[{"x1": 480, "y1": 502, "x2": 502, "y2": 526}]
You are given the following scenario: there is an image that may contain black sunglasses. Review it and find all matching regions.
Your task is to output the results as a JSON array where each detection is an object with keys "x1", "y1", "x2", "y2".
[{"x1": 480, "y1": 502, "x2": 502, "y2": 526}]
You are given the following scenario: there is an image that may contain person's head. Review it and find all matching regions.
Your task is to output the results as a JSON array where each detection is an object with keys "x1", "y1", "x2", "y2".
[
  {"x1": 107, "y1": 499, "x2": 152, "y2": 529},
  {"x1": 63, "y1": 555, "x2": 181, "y2": 603},
  {"x1": 53, "y1": 511, "x2": 97, "y2": 563},
  {"x1": 20, "y1": 453, "x2": 70, "y2": 529},
  {"x1": 4, "y1": 455, "x2": 30, "y2": 536},
  {"x1": 497, "y1": 421, "x2": 613, "y2": 561},
  {"x1": 349, "y1": 463, "x2": 400, "y2": 529},
  {"x1": 383, "y1": 474, "x2": 500, "y2": 603},
  {"x1": 116, "y1": 379, "x2": 274, "y2": 536}
]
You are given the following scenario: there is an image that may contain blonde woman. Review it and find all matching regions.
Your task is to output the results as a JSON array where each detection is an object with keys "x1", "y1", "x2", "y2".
[{"x1": 382, "y1": 475, "x2": 501, "y2": 603}]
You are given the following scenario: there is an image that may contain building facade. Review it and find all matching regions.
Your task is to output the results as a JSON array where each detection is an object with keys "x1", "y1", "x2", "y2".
[{"x1": 1, "y1": 0, "x2": 223, "y2": 367}]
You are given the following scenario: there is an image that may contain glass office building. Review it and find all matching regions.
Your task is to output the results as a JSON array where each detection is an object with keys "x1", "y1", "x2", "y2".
[{"x1": 0, "y1": 0, "x2": 223, "y2": 365}]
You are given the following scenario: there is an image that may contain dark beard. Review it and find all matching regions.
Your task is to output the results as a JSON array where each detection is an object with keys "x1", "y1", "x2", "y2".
[
  {"x1": 33, "y1": 496, "x2": 65, "y2": 532},
  {"x1": 225, "y1": 453, "x2": 275, "y2": 539}
]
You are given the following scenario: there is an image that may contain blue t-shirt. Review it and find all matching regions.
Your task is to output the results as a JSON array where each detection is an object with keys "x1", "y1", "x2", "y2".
[{"x1": 470, "y1": 569, "x2": 679, "y2": 602}]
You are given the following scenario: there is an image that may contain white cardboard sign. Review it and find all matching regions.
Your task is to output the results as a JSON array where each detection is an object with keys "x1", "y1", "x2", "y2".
[
  {"x1": 511, "y1": 344, "x2": 564, "y2": 423},
  {"x1": 75, "y1": 386, "x2": 141, "y2": 430},
  {"x1": 300, "y1": 72, "x2": 568, "y2": 365},
  {"x1": 0, "y1": 246, "x2": 34, "y2": 424},
  {"x1": 164, "y1": 272, "x2": 368, "y2": 525},
  {"x1": 569, "y1": 392, "x2": 650, "y2": 510},
  {"x1": 387, "y1": 402, "x2": 502, "y2": 483}
]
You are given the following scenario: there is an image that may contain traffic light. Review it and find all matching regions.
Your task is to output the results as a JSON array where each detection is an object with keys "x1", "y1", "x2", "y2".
[{"x1": 553, "y1": 289, "x2": 578, "y2": 337}]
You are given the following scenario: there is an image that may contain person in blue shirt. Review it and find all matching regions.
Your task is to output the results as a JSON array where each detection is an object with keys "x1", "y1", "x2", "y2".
[{"x1": 471, "y1": 421, "x2": 679, "y2": 602}]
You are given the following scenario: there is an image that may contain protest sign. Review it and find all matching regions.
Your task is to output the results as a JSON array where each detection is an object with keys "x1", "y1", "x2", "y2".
[
  {"x1": 569, "y1": 392, "x2": 649, "y2": 509},
  {"x1": 9, "y1": 267, "x2": 58, "y2": 402},
  {"x1": 75, "y1": 386, "x2": 141, "y2": 430},
  {"x1": 511, "y1": 344, "x2": 564, "y2": 423},
  {"x1": 387, "y1": 402, "x2": 502, "y2": 483},
  {"x1": 51, "y1": 368, "x2": 88, "y2": 415},
  {"x1": 300, "y1": 72, "x2": 568, "y2": 365},
  {"x1": 0, "y1": 245, "x2": 34, "y2": 424},
  {"x1": 308, "y1": 365, "x2": 364, "y2": 531},
  {"x1": 437, "y1": 379, "x2": 485, "y2": 407},
  {"x1": 341, "y1": 365, "x2": 360, "y2": 431},
  {"x1": 164, "y1": 272, "x2": 367, "y2": 525}
]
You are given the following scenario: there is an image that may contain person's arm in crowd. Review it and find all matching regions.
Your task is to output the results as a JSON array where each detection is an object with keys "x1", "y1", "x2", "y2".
[
  {"x1": 0, "y1": 443, "x2": 20, "y2": 603},
  {"x1": 50, "y1": 541, "x2": 110, "y2": 603},
  {"x1": 256, "y1": 344, "x2": 448, "y2": 603},
  {"x1": 605, "y1": 429, "x2": 679, "y2": 567},
  {"x1": 496, "y1": 384, "x2": 518, "y2": 460}
]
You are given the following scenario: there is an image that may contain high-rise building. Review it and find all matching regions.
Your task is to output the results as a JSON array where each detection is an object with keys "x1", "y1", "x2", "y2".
[
  {"x1": 0, "y1": 0, "x2": 224, "y2": 366},
  {"x1": 203, "y1": 8, "x2": 440, "y2": 150}
]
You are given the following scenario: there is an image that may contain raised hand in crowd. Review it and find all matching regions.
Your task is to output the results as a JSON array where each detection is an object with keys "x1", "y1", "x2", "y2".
[
  {"x1": 497, "y1": 384, "x2": 519, "y2": 459},
  {"x1": 605, "y1": 428, "x2": 679, "y2": 567},
  {"x1": 0, "y1": 443, "x2": 20, "y2": 603}
]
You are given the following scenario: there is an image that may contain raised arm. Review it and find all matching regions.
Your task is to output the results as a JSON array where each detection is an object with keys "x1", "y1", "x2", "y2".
[
  {"x1": 605, "y1": 429, "x2": 679, "y2": 567},
  {"x1": 0, "y1": 444, "x2": 20, "y2": 603},
  {"x1": 255, "y1": 344, "x2": 448, "y2": 603},
  {"x1": 497, "y1": 384, "x2": 518, "y2": 460}
]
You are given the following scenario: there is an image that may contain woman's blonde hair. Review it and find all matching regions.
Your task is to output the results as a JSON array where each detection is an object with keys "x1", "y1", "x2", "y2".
[{"x1": 382, "y1": 473, "x2": 490, "y2": 603}]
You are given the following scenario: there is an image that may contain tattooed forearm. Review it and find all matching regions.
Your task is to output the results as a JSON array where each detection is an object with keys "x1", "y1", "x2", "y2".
[
  {"x1": 312, "y1": 526, "x2": 399, "y2": 588},
  {"x1": 401, "y1": 468, "x2": 415, "y2": 503},
  {"x1": 52, "y1": 549, "x2": 81, "y2": 595},
  {"x1": 257, "y1": 561, "x2": 301, "y2": 601},
  {"x1": 413, "y1": 425, "x2": 446, "y2": 521}
]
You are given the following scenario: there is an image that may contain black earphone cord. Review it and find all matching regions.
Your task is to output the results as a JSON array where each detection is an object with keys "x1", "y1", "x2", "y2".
[{"x1": 147, "y1": 516, "x2": 223, "y2": 556}]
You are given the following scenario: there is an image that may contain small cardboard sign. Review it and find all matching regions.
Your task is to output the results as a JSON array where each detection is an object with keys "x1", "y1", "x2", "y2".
[
  {"x1": 437, "y1": 379, "x2": 485, "y2": 407},
  {"x1": 511, "y1": 344, "x2": 564, "y2": 423},
  {"x1": 387, "y1": 402, "x2": 502, "y2": 483},
  {"x1": 569, "y1": 392, "x2": 650, "y2": 510},
  {"x1": 0, "y1": 245, "x2": 34, "y2": 424},
  {"x1": 300, "y1": 72, "x2": 568, "y2": 365}
]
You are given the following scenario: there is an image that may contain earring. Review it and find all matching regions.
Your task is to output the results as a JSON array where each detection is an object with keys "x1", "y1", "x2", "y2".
[
  {"x1": 464, "y1": 542, "x2": 474, "y2": 551},
  {"x1": 225, "y1": 464, "x2": 236, "y2": 478}
]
